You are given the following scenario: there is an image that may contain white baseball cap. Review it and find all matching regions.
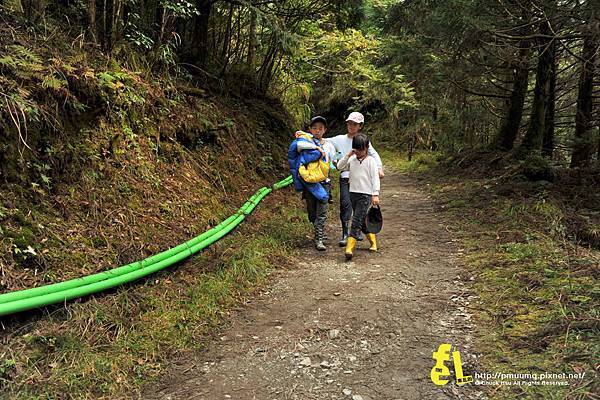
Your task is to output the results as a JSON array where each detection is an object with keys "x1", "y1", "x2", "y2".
[{"x1": 346, "y1": 111, "x2": 365, "y2": 124}]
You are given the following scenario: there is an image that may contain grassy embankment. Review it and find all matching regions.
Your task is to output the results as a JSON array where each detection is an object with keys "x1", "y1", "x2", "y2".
[
  {"x1": 1, "y1": 189, "x2": 309, "y2": 399},
  {"x1": 380, "y1": 149, "x2": 599, "y2": 399},
  {"x1": 0, "y1": 22, "x2": 311, "y2": 399}
]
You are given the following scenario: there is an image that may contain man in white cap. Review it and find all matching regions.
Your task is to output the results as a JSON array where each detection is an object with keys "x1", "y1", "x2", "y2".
[{"x1": 326, "y1": 111, "x2": 384, "y2": 246}]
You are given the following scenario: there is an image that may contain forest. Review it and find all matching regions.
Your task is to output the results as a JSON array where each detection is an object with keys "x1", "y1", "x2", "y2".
[
  {"x1": 0, "y1": 0, "x2": 598, "y2": 399},
  {"x1": 0, "y1": 0, "x2": 598, "y2": 168}
]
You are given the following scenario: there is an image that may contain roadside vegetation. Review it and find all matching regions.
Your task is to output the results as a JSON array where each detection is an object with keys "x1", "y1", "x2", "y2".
[
  {"x1": 1, "y1": 190, "x2": 310, "y2": 399},
  {"x1": 381, "y1": 150, "x2": 599, "y2": 399},
  {"x1": 0, "y1": 1, "x2": 313, "y2": 397}
]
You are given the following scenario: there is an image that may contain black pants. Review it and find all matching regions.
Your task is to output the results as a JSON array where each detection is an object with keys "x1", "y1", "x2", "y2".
[
  {"x1": 349, "y1": 192, "x2": 371, "y2": 238},
  {"x1": 339, "y1": 178, "x2": 352, "y2": 223},
  {"x1": 303, "y1": 182, "x2": 331, "y2": 240}
]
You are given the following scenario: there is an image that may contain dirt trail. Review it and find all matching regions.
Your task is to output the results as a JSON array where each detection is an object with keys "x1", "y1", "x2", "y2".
[{"x1": 143, "y1": 169, "x2": 481, "y2": 400}]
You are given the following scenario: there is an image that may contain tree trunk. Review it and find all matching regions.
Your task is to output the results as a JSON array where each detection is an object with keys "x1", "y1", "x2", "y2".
[
  {"x1": 87, "y1": 0, "x2": 97, "y2": 42},
  {"x1": 22, "y1": 0, "x2": 43, "y2": 22},
  {"x1": 258, "y1": 33, "x2": 278, "y2": 92},
  {"x1": 156, "y1": 5, "x2": 166, "y2": 46},
  {"x1": 220, "y1": 3, "x2": 234, "y2": 76},
  {"x1": 494, "y1": 40, "x2": 531, "y2": 151},
  {"x1": 101, "y1": 0, "x2": 112, "y2": 50},
  {"x1": 519, "y1": 19, "x2": 553, "y2": 156},
  {"x1": 231, "y1": 8, "x2": 243, "y2": 64},
  {"x1": 570, "y1": 26, "x2": 598, "y2": 167},
  {"x1": 190, "y1": 0, "x2": 212, "y2": 67},
  {"x1": 597, "y1": 125, "x2": 600, "y2": 161},
  {"x1": 542, "y1": 39, "x2": 557, "y2": 158},
  {"x1": 247, "y1": 7, "x2": 257, "y2": 67},
  {"x1": 111, "y1": 0, "x2": 123, "y2": 48}
]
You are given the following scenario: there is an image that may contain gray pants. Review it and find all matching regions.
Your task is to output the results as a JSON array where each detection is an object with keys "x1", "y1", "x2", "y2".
[
  {"x1": 349, "y1": 192, "x2": 371, "y2": 238},
  {"x1": 303, "y1": 182, "x2": 331, "y2": 241}
]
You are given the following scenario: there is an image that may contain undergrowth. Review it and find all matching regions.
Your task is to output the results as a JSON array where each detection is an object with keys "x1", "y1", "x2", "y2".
[
  {"x1": 0, "y1": 20, "x2": 293, "y2": 295},
  {"x1": 0, "y1": 190, "x2": 309, "y2": 399},
  {"x1": 378, "y1": 148, "x2": 443, "y2": 173},
  {"x1": 381, "y1": 150, "x2": 599, "y2": 399}
]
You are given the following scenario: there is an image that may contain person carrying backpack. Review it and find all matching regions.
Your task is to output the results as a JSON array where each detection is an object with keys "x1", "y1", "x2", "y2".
[{"x1": 288, "y1": 116, "x2": 336, "y2": 251}]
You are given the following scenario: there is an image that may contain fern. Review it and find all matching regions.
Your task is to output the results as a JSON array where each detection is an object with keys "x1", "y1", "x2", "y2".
[
  {"x1": 111, "y1": 70, "x2": 133, "y2": 82},
  {"x1": 10, "y1": 45, "x2": 42, "y2": 64},
  {"x1": 41, "y1": 75, "x2": 66, "y2": 90},
  {"x1": 50, "y1": 58, "x2": 76, "y2": 74},
  {"x1": 62, "y1": 63, "x2": 75, "y2": 74},
  {"x1": 0, "y1": 55, "x2": 16, "y2": 68},
  {"x1": 97, "y1": 72, "x2": 117, "y2": 89}
]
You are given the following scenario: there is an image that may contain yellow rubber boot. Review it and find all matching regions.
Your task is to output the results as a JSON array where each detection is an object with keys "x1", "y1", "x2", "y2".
[
  {"x1": 366, "y1": 233, "x2": 377, "y2": 252},
  {"x1": 345, "y1": 237, "x2": 357, "y2": 260}
]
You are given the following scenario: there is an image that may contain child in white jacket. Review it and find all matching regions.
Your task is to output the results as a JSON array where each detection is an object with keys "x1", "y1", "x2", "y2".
[{"x1": 336, "y1": 134, "x2": 380, "y2": 260}]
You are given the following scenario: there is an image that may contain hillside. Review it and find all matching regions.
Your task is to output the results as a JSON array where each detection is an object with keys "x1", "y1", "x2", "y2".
[
  {"x1": 0, "y1": 14, "x2": 309, "y2": 397},
  {"x1": 0, "y1": 20, "x2": 293, "y2": 293}
]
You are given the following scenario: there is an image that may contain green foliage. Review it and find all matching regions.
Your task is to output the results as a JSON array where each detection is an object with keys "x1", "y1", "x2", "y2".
[
  {"x1": 310, "y1": 29, "x2": 381, "y2": 104},
  {"x1": 9, "y1": 45, "x2": 43, "y2": 66},
  {"x1": 96, "y1": 69, "x2": 146, "y2": 110},
  {"x1": 124, "y1": 13, "x2": 154, "y2": 51},
  {"x1": 273, "y1": 69, "x2": 312, "y2": 126},
  {"x1": 32, "y1": 162, "x2": 52, "y2": 189},
  {"x1": 361, "y1": 0, "x2": 402, "y2": 33},
  {"x1": 0, "y1": 359, "x2": 16, "y2": 379},
  {"x1": 337, "y1": 0, "x2": 364, "y2": 27},
  {"x1": 360, "y1": 0, "x2": 501, "y2": 151},
  {"x1": 379, "y1": 149, "x2": 440, "y2": 173},
  {"x1": 521, "y1": 154, "x2": 553, "y2": 181},
  {"x1": 160, "y1": 0, "x2": 199, "y2": 18},
  {"x1": 40, "y1": 75, "x2": 67, "y2": 91},
  {"x1": 279, "y1": 25, "x2": 416, "y2": 126}
]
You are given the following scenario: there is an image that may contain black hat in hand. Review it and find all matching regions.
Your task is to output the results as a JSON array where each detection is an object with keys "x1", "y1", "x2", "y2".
[{"x1": 365, "y1": 205, "x2": 383, "y2": 234}]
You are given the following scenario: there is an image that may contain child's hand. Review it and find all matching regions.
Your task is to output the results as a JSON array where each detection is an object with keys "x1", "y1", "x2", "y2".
[
  {"x1": 294, "y1": 131, "x2": 304, "y2": 138},
  {"x1": 347, "y1": 149, "x2": 356, "y2": 157},
  {"x1": 372, "y1": 196, "x2": 380, "y2": 206},
  {"x1": 318, "y1": 147, "x2": 326, "y2": 159}
]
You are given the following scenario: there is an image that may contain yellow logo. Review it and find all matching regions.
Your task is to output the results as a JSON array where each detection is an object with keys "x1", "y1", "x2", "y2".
[{"x1": 431, "y1": 343, "x2": 473, "y2": 386}]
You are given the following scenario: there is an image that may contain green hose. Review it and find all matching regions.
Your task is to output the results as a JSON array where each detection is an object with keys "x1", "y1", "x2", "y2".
[
  {"x1": 0, "y1": 177, "x2": 290, "y2": 317},
  {"x1": 0, "y1": 187, "x2": 269, "y2": 305},
  {"x1": 272, "y1": 175, "x2": 292, "y2": 190}
]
